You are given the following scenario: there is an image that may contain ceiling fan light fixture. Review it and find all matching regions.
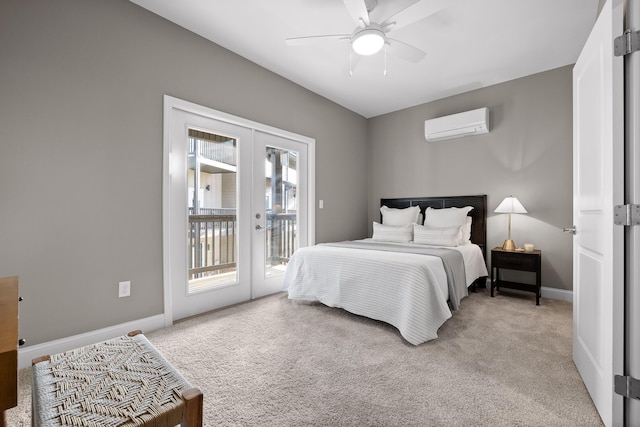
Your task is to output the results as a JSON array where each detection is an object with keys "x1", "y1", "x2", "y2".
[{"x1": 352, "y1": 28, "x2": 385, "y2": 55}]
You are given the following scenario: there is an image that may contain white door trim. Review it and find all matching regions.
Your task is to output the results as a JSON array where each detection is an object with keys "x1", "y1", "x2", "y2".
[
  {"x1": 162, "y1": 95, "x2": 315, "y2": 326},
  {"x1": 625, "y1": 0, "x2": 640, "y2": 422}
]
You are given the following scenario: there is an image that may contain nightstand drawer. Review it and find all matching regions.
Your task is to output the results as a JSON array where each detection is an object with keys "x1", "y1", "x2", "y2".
[{"x1": 492, "y1": 252, "x2": 538, "y2": 271}]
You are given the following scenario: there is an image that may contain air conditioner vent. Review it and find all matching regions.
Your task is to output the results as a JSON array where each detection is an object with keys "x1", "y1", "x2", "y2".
[{"x1": 424, "y1": 107, "x2": 489, "y2": 142}]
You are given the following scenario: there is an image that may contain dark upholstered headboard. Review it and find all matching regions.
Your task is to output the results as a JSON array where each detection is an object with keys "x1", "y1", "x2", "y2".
[{"x1": 380, "y1": 195, "x2": 488, "y2": 262}]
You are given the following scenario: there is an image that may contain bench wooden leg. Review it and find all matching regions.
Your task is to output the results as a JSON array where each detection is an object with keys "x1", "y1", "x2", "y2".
[
  {"x1": 31, "y1": 355, "x2": 51, "y2": 366},
  {"x1": 181, "y1": 387, "x2": 203, "y2": 427}
]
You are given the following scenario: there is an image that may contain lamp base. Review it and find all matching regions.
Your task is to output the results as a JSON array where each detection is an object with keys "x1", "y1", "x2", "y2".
[{"x1": 502, "y1": 239, "x2": 516, "y2": 251}]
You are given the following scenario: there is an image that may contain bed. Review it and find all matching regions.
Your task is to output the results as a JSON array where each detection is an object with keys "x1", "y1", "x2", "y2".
[{"x1": 281, "y1": 195, "x2": 489, "y2": 345}]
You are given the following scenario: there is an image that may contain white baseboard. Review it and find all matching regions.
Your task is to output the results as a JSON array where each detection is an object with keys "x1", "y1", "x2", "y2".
[
  {"x1": 19, "y1": 314, "x2": 166, "y2": 369},
  {"x1": 486, "y1": 285, "x2": 573, "y2": 302},
  {"x1": 480, "y1": 278, "x2": 573, "y2": 302},
  {"x1": 541, "y1": 286, "x2": 573, "y2": 302}
]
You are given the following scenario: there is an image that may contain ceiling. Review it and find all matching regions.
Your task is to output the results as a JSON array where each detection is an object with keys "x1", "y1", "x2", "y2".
[{"x1": 130, "y1": 0, "x2": 599, "y2": 118}]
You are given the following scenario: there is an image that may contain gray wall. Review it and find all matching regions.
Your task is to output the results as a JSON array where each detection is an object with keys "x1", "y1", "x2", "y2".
[
  {"x1": 0, "y1": 0, "x2": 574, "y2": 348},
  {"x1": 0, "y1": 0, "x2": 368, "y2": 346},
  {"x1": 367, "y1": 66, "x2": 574, "y2": 291}
]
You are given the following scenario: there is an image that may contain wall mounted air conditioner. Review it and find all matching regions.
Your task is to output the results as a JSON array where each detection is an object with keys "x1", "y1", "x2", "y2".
[{"x1": 424, "y1": 107, "x2": 489, "y2": 142}]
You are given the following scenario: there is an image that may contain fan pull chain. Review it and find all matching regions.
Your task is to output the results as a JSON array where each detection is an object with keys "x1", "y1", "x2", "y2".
[{"x1": 383, "y1": 44, "x2": 388, "y2": 76}]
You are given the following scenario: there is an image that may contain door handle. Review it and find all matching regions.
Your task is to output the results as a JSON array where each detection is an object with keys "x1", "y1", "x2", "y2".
[
  {"x1": 255, "y1": 224, "x2": 263, "y2": 230},
  {"x1": 563, "y1": 226, "x2": 576, "y2": 235}
]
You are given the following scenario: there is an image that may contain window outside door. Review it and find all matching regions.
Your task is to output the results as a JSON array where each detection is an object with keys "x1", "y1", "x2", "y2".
[{"x1": 187, "y1": 129, "x2": 239, "y2": 293}]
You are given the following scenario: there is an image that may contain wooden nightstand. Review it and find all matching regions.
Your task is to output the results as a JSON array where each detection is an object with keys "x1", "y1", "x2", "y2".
[{"x1": 491, "y1": 247, "x2": 542, "y2": 305}]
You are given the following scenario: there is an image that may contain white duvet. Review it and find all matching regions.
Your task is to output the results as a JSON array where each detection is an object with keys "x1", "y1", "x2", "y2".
[{"x1": 281, "y1": 240, "x2": 488, "y2": 345}]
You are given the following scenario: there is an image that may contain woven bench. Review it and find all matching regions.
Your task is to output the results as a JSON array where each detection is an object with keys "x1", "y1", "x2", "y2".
[{"x1": 31, "y1": 330, "x2": 202, "y2": 427}]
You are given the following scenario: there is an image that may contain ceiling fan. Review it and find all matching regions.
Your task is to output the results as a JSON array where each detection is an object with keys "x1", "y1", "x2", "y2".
[{"x1": 286, "y1": 0, "x2": 445, "y2": 73}]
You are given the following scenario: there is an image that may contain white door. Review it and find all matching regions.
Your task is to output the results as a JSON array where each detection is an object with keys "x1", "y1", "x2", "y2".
[
  {"x1": 165, "y1": 104, "x2": 253, "y2": 321},
  {"x1": 252, "y1": 131, "x2": 309, "y2": 298},
  {"x1": 572, "y1": 0, "x2": 624, "y2": 425},
  {"x1": 163, "y1": 96, "x2": 314, "y2": 322}
]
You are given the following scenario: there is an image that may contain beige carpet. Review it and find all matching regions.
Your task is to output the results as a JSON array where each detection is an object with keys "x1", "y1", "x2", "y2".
[{"x1": 7, "y1": 289, "x2": 603, "y2": 426}]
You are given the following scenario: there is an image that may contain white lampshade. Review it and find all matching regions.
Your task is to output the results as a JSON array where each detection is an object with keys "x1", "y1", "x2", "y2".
[
  {"x1": 494, "y1": 196, "x2": 527, "y2": 214},
  {"x1": 352, "y1": 28, "x2": 385, "y2": 56},
  {"x1": 494, "y1": 196, "x2": 527, "y2": 251}
]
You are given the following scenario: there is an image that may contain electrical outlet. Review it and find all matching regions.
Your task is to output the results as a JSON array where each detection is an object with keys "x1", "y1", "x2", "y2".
[{"x1": 118, "y1": 281, "x2": 131, "y2": 298}]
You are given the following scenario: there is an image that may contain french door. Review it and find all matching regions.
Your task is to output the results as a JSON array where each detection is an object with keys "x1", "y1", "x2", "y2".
[
  {"x1": 252, "y1": 131, "x2": 309, "y2": 298},
  {"x1": 163, "y1": 96, "x2": 314, "y2": 323}
]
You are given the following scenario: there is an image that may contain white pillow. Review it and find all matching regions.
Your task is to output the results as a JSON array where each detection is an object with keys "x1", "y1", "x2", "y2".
[
  {"x1": 424, "y1": 206, "x2": 473, "y2": 243},
  {"x1": 413, "y1": 224, "x2": 460, "y2": 247},
  {"x1": 380, "y1": 205, "x2": 420, "y2": 226},
  {"x1": 461, "y1": 216, "x2": 472, "y2": 243},
  {"x1": 372, "y1": 222, "x2": 413, "y2": 243}
]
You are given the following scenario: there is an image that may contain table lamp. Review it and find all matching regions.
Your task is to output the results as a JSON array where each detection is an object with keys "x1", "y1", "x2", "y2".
[{"x1": 494, "y1": 196, "x2": 527, "y2": 251}]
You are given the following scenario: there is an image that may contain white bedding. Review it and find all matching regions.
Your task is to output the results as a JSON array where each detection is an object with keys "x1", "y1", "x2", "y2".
[{"x1": 281, "y1": 240, "x2": 488, "y2": 345}]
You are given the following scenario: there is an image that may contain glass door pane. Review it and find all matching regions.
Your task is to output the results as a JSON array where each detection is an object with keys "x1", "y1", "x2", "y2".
[
  {"x1": 187, "y1": 129, "x2": 238, "y2": 293},
  {"x1": 264, "y1": 146, "x2": 298, "y2": 277}
]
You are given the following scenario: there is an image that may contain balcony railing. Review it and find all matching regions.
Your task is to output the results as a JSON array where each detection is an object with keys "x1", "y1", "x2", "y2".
[
  {"x1": 266, "y1": 213, "x2": 297, "y2": 265},
  {"x1": 188, "y1": 214, "x2": 236, "y2": 280},
  {"x1": 188, "y1": 138, "x2": 236, "y2": 166},
  {"x1": 188, "y1": 207, "x2": 236, "y2": 216},
  {"x1": 188, "y1": 212, "x2": 296, "y2": 281}
]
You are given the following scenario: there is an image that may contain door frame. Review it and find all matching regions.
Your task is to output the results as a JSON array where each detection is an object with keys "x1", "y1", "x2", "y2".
[
  {"x1": 162, "y1": 95, "x2": 315, "y2": 326},
  {"x1": 625, "y1": 0, "x2": 640, "y2": 423}
]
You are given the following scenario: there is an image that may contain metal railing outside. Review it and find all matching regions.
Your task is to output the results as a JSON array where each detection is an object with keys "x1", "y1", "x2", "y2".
[
  {"x1": 188, "y1": 138, "x2": 236, "y2": 166},
  {"x1": 188, "y1": 214, "x2": 237, "y2": 280},
  {"x1": 265, "y1": 213, "x2": 297, "y2": 266},
  {"x1": 188, "y1": 212, "x2": 297, "y2": 281}
]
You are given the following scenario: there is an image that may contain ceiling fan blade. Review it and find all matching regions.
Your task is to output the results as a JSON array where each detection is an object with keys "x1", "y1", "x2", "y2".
[
  {"x1": 371, "y1": 0, "x2": 419, "y2": 24},
  {"x1": 382, "y1": 0, "x2": 446, "y2": 34},
  {"x1": 342, "y1": 0, "x2": 370, "y2": 26},
  {"x1": 387, "y1": 38, "x2": 426, "y2": 63},
  {"x1": 286, "y1": 34, "x2": 350, "y2": 46}
]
